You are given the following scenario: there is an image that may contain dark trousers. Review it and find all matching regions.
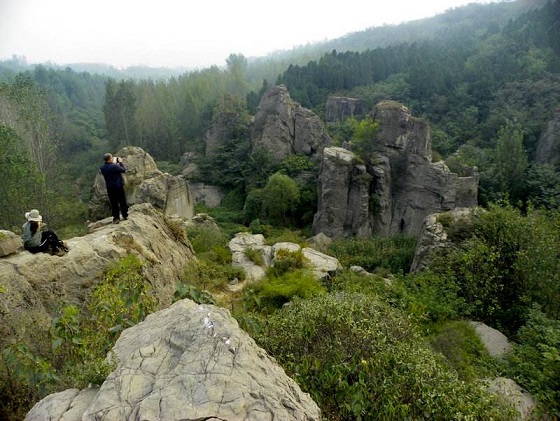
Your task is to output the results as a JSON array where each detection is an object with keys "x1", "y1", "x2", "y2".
[
  {"x1": 107, "y1": 187, "x2": 128, "y2": 220},
  {"x1": 25, "y1": 230, "x2": 60, "y2": 253}
]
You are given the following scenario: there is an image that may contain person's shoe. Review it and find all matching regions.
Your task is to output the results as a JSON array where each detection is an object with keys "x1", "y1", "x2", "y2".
[
  {"x1": 113, "y1": 218, "x2": 120, "y2": 224},
  {"x1": 123, "y1": 216, "x2": 128, "y2": 220},
  {"x1": 53, "y1": 248, "x2": 65, "y2": 257}
]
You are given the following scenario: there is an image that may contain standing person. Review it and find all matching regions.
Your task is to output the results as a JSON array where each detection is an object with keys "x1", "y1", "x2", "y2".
[
  {"x1": 22, "y1": 209, "x2": 66, "y2": 256},
  {"x1": 99, "y1": 153, "x2": 128, "y2": 224}
]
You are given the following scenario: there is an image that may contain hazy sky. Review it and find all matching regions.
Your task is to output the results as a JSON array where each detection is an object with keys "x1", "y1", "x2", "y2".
[{"x1": 1, "y1": 0, "x2": 499, "y2": 69}]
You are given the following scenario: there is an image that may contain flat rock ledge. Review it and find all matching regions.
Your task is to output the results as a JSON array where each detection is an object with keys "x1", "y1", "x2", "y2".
[{"x1": 25, "y1": 299, "x2": 321, "y2": 421}]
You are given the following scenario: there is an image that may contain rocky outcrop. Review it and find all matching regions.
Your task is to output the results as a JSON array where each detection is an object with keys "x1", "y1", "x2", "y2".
[
  {"x1": 410, "y1": 208, "x2": 475, "y2": 272},
  {"x1": 0, "y1": 229, "x2": 23, "y2": 257},
  {"x1": 251, "y1": 85, "x2": 332, "y2": 162},
  {"x1": 189, "y1": 182, "x2": 224, "y2": 208},
  {"x1": 228, "y1": 232, "x2": 342, "y2": 282},
  {"x1": 0, "y1": 203, "x2": 195, "y2": 355},
  {"x1": 325, "y1": 96, "x2": 365, "y2": 122},
  {"x1": 313, "y1": 101, "x2": 478, "y2": 238},
  {"x1": 470, "y1": 321, "x2": 512, "y2": 357},
  {"x1": 89, "y1": 146, "x2": 194, "y2": 222},
  {"x1": 25, "y1": 299, "x2": 321, "y2": 421},
  {"x1": 536, "y1": 108, "x2": 560, "y2": 166},
  {"x1": 485, "y1": 377, "x2": 536, "y2": 420}
]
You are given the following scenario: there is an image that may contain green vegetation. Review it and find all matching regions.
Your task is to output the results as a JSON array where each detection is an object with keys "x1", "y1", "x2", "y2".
[
  {"x1": 0, "y1": 254, "x2": 156, "y2": 420},
  {"x1": 1, "y1": 1, "x2": 559, "y2": 418}
]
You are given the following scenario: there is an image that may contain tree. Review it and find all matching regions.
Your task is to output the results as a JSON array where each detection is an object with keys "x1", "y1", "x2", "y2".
[
  {"x1": 0, "y1": 125, "x2": 45, "y2": 230},
  {"x1": 493, "y1": 120, "x2": 528, "y2": 202},
  {"x1": 261, "y1": 172, "x2": 300, "y2": 226},
  {"x1": 103, "y1": 78, "x2": 137, "y2": 151}
]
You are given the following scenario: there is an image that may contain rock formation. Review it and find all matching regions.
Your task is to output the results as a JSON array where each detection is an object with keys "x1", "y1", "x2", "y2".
[
  {"x1": 0, "y1": 229, "x2": 23, "y2": 257},
  {"x1": 536, "y1": 107, "x2": 560, "y2": 166},
  {"x1": 251, "y1": 85, "x2": 332, "y2": 162},
  {"x1": 0, "y1": 203, "x2": 195, "y2": 356},
  {"x1": 410, "y1": 208, "x2": 476, "y2": 272},
  {"x1": 228, "y1": 232, "x2": 341, "y2": 282},
  {"x1": 89, "y1": 146, "x2": 194, "y2": 221},
  {"x1": 325, "y1": 96, "x2": 365, "y2": 122},
  {"x1": 25, "y1": 299, "x2": 321, "y2": 421},
  {"x1": 313, "y1": 101, "x2": 478, "y2": 238}
]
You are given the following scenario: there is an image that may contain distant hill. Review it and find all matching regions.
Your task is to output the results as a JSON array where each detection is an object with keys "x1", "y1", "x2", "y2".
[{"x1": 0, "y1": 0, "x2": 548, "y2": 82}]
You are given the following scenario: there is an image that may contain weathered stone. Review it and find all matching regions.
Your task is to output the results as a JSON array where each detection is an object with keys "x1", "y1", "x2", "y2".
[
  {"x1": 229, "y1": 232, "x2": 272, "y2": 282},
  {"x1": 536, "y1": 107, "x2": 560, "y2": 166},
  {"x1": 325, "y1": 96, "x2": 365, "y2": 122},
  {"x1": 189, "y1": 182, "x2": 224, "y2": 208},
  {"x1": 485, "y1": 377, "x2": 536, "y2": 420},
  {"x1": 0, "y1": 203, "x2": 195, "y2": 356},
  {"x1": 26, "y1": 300, "x2": 321, "y2": 421},
  {"x1": 251, "y1": 85, "x2": 331, "y2": 162},
  {"x1": 0, "y1": 229, "x2": 23, "y2": 257},
  {"x1": 228, "y1": 233, "x2": 341, "y2": 282},
  {"x1": 89, "y1": 146, "x2": 194, "y2": 221},
  {"x1": 470, "y1": 321, "x2": 512, "y2": 357},
  {"x1": 312, "y1": 102, "x2": 478, "y2": 238},
  {"x1": 410, "y1": 208, "x2": 475, "y2": 273},
  {"x1": 306, "y1": 232, "x2": 333, "y2": 254}
]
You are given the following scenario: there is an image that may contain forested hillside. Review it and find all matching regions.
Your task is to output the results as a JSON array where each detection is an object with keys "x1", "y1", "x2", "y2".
[{"x1": 1, "y1": 0, "x2": 560, "y2": 418}]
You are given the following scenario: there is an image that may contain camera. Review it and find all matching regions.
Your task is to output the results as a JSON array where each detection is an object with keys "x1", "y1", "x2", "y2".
[{"x1": 112, "y1": 157, "x2": 121, "y2": 164}]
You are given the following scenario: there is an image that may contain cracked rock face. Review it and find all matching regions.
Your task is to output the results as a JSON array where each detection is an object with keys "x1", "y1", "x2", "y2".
[{"x1": 25, "y1": 300, "x2": 321, "y2": 421}]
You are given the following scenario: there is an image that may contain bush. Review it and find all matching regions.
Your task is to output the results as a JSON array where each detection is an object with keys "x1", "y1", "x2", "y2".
[
  {"x1": 506, "y1": 307, "x2": 560, "y2": 418},
  {"x1": 327, "y1": 235, "x2": 417, "y2": 274},
  {"x1": 251, "y1": 269, "x2": 326, "y2": 312},
  {"x1": 267, "y1": 248, "x2": 307, "y2": 277},
  {"x1": 254, "y1": 292, "x2": 512, "y2": 420},
  {"x1": 429, "y1": 321, "x2": 498, "y2": 382}
]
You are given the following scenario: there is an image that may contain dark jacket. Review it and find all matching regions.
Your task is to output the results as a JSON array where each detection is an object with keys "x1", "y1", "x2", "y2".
[{"x1": 100, "y1": 162, "x2": 126, "y2": 189}]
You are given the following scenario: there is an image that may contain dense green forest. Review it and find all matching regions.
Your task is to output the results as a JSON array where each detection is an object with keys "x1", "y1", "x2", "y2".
[{"x1": 1, "y1": 0, "x2": 560, "y2": 419}]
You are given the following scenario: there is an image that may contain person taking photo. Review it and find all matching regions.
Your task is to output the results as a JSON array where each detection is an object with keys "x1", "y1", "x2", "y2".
[{"x1": 99, "y1": 153, "x2": 129, "y2": 224}]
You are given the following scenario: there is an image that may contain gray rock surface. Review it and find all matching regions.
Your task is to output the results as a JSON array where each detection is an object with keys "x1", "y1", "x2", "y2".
[
  {"x1": 312, "y1": 101, "x2": 478, "y2": 238},
  {"x1": 89, "y1": 146, "x2": 194, "y2": 221},
  {"x1": 228, "y1": 233, "x2": 341, "y2": 282},
  {"x1": 189, "y1": 182, "x2": 224, "y2": 208},
  {"x1": 410, "y1": 208, "x2": 475, "y2": 273},
  {"x1": 0, "y1": 203, "x2": 195, "y2": 355},
  {"x1": 0, "y1": 229, "x2": 23, "y2": 257},
  {"x1": 485, "y1": 377, "x2": 536, "y2": 420},
  {"x1": 325, "y1": 96, "x2": 365, "y2": 122},
  {"x1": 251, "y1": 85, "x2": 331, "y2": 162},
  {"x1": 469, "y1": 321, "x2": 512, "y2": 357},
  {"x1": 25, "y1": 300, "x2": 321, "y2": 421}
]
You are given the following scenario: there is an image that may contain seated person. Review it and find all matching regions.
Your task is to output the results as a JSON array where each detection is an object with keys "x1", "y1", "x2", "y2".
[{"x1": 22, "y1": 209, "x2": 67, "y2": 256}]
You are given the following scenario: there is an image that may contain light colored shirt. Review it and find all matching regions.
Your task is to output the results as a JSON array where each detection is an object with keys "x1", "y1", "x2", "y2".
[{"x1": 22, "y1": 221, "x2": 42, "y2": 248}]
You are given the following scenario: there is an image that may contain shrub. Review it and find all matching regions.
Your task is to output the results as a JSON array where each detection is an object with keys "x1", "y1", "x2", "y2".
[
  {"x1": 181, "y1": 259, "x2": 243, "y2": 293},
  {"x1": 429, "y1": 320, "x2": 498, "y2": 382},
  {"x1": 185, "y1": 225, "x2": 228, "y2": 255},
  {"x1": 328, "y1": 235, "x2": 417, "y2": 274},
  {"x1": 506, "y1": 307, "x2": 560, "y2": 418},
  {"x1": 244, "y1": 248, "x2": 264, "y2": 266},
  {"x1": 252, "y1": 269, "x2": 326, "y2": 312},
  {"x1": 254, "y1": 292, "x2": 512, "y2": 420},
  {"x1": 267, "y1": 248, "x2": 307, "y2": 277}
]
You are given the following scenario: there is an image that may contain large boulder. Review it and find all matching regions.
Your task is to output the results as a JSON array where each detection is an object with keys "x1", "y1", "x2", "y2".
[
  {"x1": 0, "y1": 203, "x2": 195, "y2": 356},
  {"x1": 410, "y1": 208, "x2": 476, "y2": 272},
  {"x1": 0, "y1": 229, "x2": 23, "y2": 257},
  {"x1": 228, "y1": 232, "x2": 341, "y2": 282},
  {"x1": 313, "y1": 101, "x2": 478, "y2": 238},
  {"x1": 536, "y1": 107, "x2": 560, "y2": 166},
  {"x1": 25, "y1": 299, "x2": 321, "y2": 421},
  {"x1": 251, "y1": 85, "x2": 331, "y2": 162},
  {"x1": 89, "y1": 146, "x2": 194, "y2": 222},
  {"x1": 325, "y1": 96, "x2": 365, "y2": 122}
]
